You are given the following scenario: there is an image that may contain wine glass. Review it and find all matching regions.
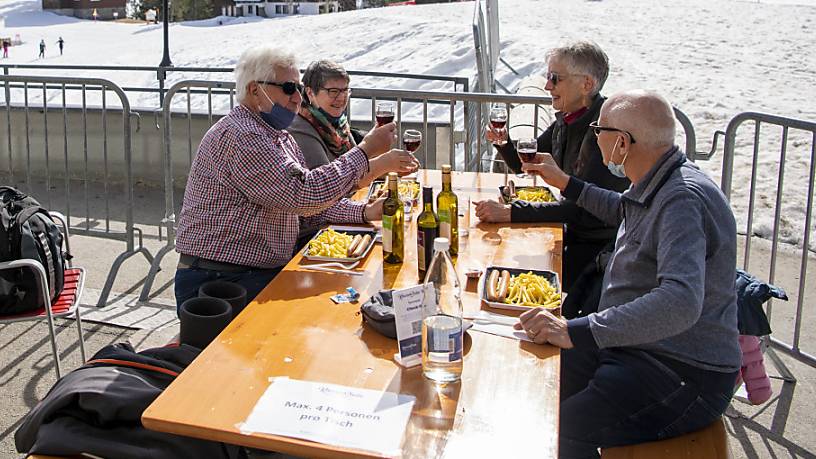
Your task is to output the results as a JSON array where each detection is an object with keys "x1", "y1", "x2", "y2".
[
  {"x1": 375, "y1": 102, "x2": 395, "y2": 127},
  {"x1": 516, "y1": 138, "x2": 539, "y2": 184},
  {"x1": 403, "y1": 129, "x2": 422, "y2": 153},
  {"x1": 397, "y1": 178, "x2": 416, "y2": 219},
  {"x1": 489, "y1": 104, "x2": 508, "y2": 145}
]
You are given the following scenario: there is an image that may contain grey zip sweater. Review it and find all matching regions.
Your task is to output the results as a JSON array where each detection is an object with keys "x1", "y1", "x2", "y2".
[{"x1": 565, "y1": 146, "x2": 741, "y2": 372}]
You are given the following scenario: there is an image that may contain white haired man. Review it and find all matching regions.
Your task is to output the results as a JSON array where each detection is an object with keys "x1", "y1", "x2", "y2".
[
  {"x1": 517, "y1": 90, "x2": 740, "y2": 458},
  {"x1": 174, "y1": 46, "x2": 395, "y2": 311}
]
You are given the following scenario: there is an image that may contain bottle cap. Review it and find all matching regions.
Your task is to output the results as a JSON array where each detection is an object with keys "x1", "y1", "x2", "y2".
[
  {"x1": 433, "y1": 237, "x2": 450, "y2": 252},
  {"x1": 442, "y1": 165, "x2": 451, "y2": 173},
  {"x1": 387, "y1": 172, "x2": 398, "y2": 180}
]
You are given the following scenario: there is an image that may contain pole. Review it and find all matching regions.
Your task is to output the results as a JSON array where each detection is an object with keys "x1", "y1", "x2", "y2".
[{"x1": 159, "y1": 0, "x2": 173, "y2": 67}]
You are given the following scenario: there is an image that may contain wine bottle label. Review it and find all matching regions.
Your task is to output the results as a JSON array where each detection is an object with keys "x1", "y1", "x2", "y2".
[
  {"x1": 417, "y1": 231, "x2": 425, "y2": 271},
  {"x1": 382, "y1": 215, "x2": 393, "y2": 252},
  {"x1": 440, "y1": 222, "x2": 451, "y2": 240}
]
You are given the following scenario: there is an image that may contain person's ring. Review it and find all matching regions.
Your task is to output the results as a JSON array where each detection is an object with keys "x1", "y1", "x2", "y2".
[{"x1": 528, "y1": 330, "x2": 537, "y2": 337}]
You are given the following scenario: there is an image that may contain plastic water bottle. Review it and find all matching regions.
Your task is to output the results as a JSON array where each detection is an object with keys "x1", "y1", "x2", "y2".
[{"x1": 421, "y1": 237, "x2": 463, "y2": 383}]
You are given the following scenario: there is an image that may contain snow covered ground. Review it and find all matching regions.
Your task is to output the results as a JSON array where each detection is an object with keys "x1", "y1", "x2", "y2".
[{"x1": 1, "y1": 0, "x2": 816, "y2": 247}]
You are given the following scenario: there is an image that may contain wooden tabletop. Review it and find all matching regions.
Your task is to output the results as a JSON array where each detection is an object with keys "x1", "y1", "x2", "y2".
[{"x1": 143, "y1": 171, "x2": 563, "y2": 458}]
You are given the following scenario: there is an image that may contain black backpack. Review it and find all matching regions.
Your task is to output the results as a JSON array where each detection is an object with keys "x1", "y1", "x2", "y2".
[{"x1": 0, "y1": 186, "x2": 66, "y2": 315}]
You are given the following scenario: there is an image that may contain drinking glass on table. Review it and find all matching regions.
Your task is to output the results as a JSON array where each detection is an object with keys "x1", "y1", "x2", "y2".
[
  {"x1": 517, "y1": 138, "x2": 539, "y2": 185},
  {"x1": 375, "y1": 102, "x2": 396, "y2": 127},
  {"x1": 489, "y1": 104, "x2": 508, "y2": 145}
]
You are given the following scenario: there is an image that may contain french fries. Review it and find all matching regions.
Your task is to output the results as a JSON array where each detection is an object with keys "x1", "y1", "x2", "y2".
[
  {"x1": 515, "y1": 187, "x2": 555, "y2": 203},
  {"x1": 307, "y1": 229, "x2": 371, "y2": 259},
  {"x1": 486, "y1": 269, "x2": 561, "y2": 309},
  {"x1": 368, "y1": 180, "x2": 420, "y2": 203}
]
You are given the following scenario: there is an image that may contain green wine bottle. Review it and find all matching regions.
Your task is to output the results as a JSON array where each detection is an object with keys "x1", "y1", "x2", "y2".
[
  {"x1": 417, "y1": 186, "x2": 439, "y2": 281},
  {"x1": 382, "y1": 173, "x2": 404, "y2": 264},
  {"x1": 436, "y1": 165, "x2": 458, "y2": 256}
]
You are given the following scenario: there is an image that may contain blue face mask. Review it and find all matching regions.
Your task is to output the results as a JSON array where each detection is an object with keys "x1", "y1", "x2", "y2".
[
  {"x1": 606, "y1": 138, "x2": 629, "y2": 178},
  {"x1": 259, "y1": 90, "x2": 297, "y2": 130}
]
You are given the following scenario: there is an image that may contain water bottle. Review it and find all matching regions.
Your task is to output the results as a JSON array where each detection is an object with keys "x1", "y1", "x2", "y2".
[{"x1": 421, "y1": 237, "x2": 463, "y2": 383}]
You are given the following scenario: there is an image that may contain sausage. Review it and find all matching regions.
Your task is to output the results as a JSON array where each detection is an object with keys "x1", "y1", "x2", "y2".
[
  {"x1": 346, "y1": 234, "x2": 363, "y2": 257},
  {"x1": 496, "y1": 270, "x2": 511, "y2": 302},
  {"x1": 352, "y1": 234, "x2": 371, "y2": 258},
  {"x1": 486, "y1": 269, "x2": 500, "y2": 301}
]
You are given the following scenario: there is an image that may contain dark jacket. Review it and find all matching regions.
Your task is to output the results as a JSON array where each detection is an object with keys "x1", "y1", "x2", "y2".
[
  {"x1": 15, "y1": 343, "x2": 243, "y2": 459},
  {"x1": 496, "y1": 94, "x2": 630, "y2": 241}
]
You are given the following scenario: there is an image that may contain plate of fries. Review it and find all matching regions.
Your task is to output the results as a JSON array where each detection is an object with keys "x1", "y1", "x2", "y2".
[
  {"x1": 367, "y1": 177, "x2": 421, "y2": 205},
  {"x1": 498, "y1": 185, "x2": 558, "y2": 204},
  {"x1": 480, "y1": 266, "x2": 561, "y2": 314},
  {"x1": 301, "y1": 226, "x2": 378, "y2": 262}
]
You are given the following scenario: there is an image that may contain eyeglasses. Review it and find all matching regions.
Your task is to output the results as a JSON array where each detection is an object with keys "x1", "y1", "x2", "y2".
[
  {"x1": 321, "y1": 87, "x2": 351, "y2": 100},
  {"x1": 588, "y1": 122, "x2": 637, "y2": 144},
  {"x1": 256, "y1": 80, "x2": 304, "y2": 96},
  {"x1": 545, "y1": 71, "x2": 585, "y2": 86}
]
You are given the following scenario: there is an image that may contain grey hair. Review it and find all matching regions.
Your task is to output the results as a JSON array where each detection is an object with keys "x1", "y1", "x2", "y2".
[
  {"x1": 234, "y1": 45, "x2": 298, "y2": 104},
  {"x1": 302, "y1": 60, "x2": 349, "y2": 104},
  {"x1": 604, "y1": 90, "x2": 676, "y2": 150},
  {"x1": 546, "y1": 41, "x2": 609, "y2": 96}
]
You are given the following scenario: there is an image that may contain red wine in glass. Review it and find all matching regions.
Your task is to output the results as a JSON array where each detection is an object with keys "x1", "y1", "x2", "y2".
[
  {"x1": 518, "y1": 148, "x2": 537, "y2": 163},
  {"x1": 490, "y1": 119, "x2": 507, "y2": 129},
  {"x1": 404, "y1": 139, "x2": 421, "y2": 152},
  {"x1": 376, "y1": 113, "x2": 395, "y2": 126}
]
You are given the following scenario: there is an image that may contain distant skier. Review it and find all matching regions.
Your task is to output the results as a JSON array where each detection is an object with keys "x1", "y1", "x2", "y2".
[
  {"x1": 2, "y1": 40, "x2": 8, "y2": 59},
  {"x1": 38, "y1": 39, "x2": 45, "y2": 59},
  {"x1": 57, "y1": 37, "x2": 64, "y2": 55}
]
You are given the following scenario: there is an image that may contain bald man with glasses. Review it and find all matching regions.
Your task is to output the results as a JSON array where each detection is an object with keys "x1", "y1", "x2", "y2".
[{"x1": 518, "y1": 90, "x2": 740, "y2": 458}]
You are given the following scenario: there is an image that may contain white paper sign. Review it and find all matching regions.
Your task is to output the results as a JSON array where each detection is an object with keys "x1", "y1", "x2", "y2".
[
  {"x1": 392, "y1": 283, "x2": 436, "y2": 364},
  {"x1": 242, "y1": 378, "x2": 415, "y2": 456}
]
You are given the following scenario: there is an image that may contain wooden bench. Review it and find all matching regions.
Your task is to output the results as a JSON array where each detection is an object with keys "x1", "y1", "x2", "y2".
[{"x1": 602, "y1": 417, "x2": 731, "y2": 459}]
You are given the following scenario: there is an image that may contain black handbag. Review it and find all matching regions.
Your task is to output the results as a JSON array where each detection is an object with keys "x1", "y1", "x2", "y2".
[{"x1": 359, "y1": 290, "x2": 397, "y2": 339}]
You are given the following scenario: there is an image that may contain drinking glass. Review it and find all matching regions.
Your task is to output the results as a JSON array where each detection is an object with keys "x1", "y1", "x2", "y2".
[
  {"x1": 516, "y1": 138, "x2": 538, "y2": 183},
  {"x1": 375, "y1": 102, "x2": 396, "y2": 127},
  {"x1": 489, "y1": 104, "x2": 508, "y2": 145},
  {"x1": 403, "y1": 129, "x2": 422, "y2": 153}
]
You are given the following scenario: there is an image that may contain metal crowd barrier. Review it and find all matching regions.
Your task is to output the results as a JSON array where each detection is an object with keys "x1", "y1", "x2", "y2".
[
  {"x1": 720, "y1": 112, "x2": 816, "y2": 377},
  {"x1": 1, "y1": 75, "x2": 154, "y2": 307}
]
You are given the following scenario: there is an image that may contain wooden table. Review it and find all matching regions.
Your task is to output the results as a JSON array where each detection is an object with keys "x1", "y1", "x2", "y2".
[{"x1": 143, "y1": 171, "x2": 563, "y2": 458}]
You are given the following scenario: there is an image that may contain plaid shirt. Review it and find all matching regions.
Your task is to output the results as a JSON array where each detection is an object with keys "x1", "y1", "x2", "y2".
[{"x1": 176, "y1": 104, "x2": 368, "y2": 268}]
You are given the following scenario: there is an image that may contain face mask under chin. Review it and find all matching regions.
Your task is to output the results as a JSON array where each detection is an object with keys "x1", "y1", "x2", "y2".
[{"x1": 258, "y1": 90, "x2": 296, "y2": 130}]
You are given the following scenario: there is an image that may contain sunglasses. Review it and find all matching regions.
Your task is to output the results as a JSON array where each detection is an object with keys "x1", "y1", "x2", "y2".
[
  {"x1": 588, "y1": 122, "x2": 637, "y2": 144},
  {"x1": 257, "y1": 80, "x2": 304, "y2": 96},
  {"x1": 545, "y1": 72, "x2": 584, "y2": 86}
]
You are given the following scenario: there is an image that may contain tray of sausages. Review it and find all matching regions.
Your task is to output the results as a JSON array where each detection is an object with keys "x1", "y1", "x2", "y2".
[
  {"x1": 480, "y1": 265, "x2": 561, "y2": 314},
  {"x1": 301, "y1": 226, "x2": 377, "y2": 262}
]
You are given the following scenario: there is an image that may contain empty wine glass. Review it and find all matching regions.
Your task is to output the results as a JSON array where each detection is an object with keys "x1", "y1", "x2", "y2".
[{"x1": 375, "y1": 102, "x2": 395, "y2": 127}]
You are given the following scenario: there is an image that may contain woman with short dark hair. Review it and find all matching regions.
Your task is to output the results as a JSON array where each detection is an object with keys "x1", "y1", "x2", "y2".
[{"x1": 289, "y1": 60, "x2": 418, "y2": 188}]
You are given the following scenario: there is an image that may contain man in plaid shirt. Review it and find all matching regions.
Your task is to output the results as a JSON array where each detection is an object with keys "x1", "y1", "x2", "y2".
[{"x1": 175, "y1": 46, "x2": 396, "y2": 311}]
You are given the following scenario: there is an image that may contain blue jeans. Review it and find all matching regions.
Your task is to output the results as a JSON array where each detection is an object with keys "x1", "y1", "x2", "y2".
[
  {"x1": 559, "y1": 346, "x2": 737, "y2": 459},
  {"x1": 174, "y1": 267, "x2": 282, "y2": 315}
]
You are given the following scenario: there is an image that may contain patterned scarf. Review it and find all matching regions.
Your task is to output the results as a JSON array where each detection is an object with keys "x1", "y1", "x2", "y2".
[{"x1": 299, "y1": 104, "x2": 355, "y2": 160}]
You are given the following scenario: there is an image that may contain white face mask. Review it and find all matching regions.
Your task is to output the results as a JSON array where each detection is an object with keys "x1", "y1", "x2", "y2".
[{"x1": 606, "y1": 137, "x2": 629, "y2": 178}]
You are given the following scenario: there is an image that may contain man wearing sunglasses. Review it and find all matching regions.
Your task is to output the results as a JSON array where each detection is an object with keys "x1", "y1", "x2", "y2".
[
  {"x1": 476, "y1": 41, "x2": 629, "y2": 294},
  {"x1": 517, "y1": 90, "x2": 740, "y2": 458},
  {"x1": 174, "y1": 46, "x2": 397, "y2": 311}
]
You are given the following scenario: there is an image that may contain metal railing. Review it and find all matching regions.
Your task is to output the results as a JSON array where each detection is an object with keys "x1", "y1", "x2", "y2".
[
  {"x1": 1, "y1": 75, "x2": 154, "y2": 307},
  {"x1": 1, "y1": 64, "x2": 469, "y2": 109},
  {"x1": 721, "y1": 112, "x2": 816, "y2": 376}
]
